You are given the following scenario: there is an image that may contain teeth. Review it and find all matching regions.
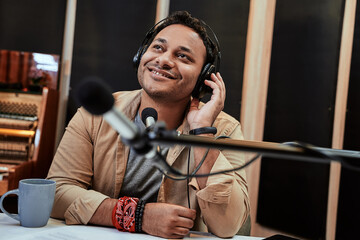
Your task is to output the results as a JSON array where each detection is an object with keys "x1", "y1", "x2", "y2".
[
  {"x1": 152, "y1": 70, "x2": 170, "y2": 78},
  {"x1": 153, "y1": 70, "x2": 163, "y2": 76}
]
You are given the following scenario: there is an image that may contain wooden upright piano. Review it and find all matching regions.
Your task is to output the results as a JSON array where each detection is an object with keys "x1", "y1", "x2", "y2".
[{"x1": 0, "y1": 50, "x2": 59, "y2": 195}]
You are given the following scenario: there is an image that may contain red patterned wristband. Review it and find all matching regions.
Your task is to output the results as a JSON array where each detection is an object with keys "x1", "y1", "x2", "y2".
[{"x1": 112, "y1": 196, "x2": 139, "y2": 233}]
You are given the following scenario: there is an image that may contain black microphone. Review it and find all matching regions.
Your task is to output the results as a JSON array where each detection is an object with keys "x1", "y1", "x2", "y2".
[
  {"x1": 75, "y1": 77, "x2": 181, "y2": 175},
  {"x1": 139, "y1": 109, "x2": 183, "y2": 177},
  {"x1": 75, "y1": 76, "x2": 138, "y2": 140},
  {"x1": 141, "y1": 107, "x2": 158, "y2": 128}
]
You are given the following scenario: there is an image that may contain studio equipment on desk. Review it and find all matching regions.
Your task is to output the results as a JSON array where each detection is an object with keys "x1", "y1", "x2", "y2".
[{"x1": 75, "y1": 77, "x2": 360, "y2": 180}]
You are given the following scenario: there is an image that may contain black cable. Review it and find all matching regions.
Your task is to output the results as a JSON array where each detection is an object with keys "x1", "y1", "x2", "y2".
[
  {"x1": 185, "y1": 137, "x2": 221, "y2": 208},
  {"x1": 159, "y1": 151, "x2": 261, "y2": 180},
  {"x1": 283, "y1": 141, "x2": 360, "y2": 172},
  {"x1": 173, "y1": 136, "x2": 226, "y2": 180},
  {"x1": 185, "y1": 136, "x2": 229, "y2": 208},
  {"x1": 186, "y1": 147, "x2": 191, "y2": 209},
  {"x1": 191, "y1": 136, "x2": 229, "y2": 174},
  {"x1": 162, "y1": 136, "x2": 225, "y2": 181}
]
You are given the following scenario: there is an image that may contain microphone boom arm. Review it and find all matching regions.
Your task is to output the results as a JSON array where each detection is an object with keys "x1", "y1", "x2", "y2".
[{"x1": 147, "y1": 125, "x2": 360, "y2": 165}]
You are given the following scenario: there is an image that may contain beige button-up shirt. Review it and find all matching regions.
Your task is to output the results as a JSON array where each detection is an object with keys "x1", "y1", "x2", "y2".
[{"x1": 47, "y1": 89, "x2": 250, "y2": 237}]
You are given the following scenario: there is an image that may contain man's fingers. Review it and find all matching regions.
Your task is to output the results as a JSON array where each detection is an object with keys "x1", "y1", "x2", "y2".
[
  {"x1": 173, "y1": 226, "x2": 191, "y2": 236},
  {"x1": 176, "y1": 207, "x2": 196, "y2": 220},
  {"x1": 169, "y1": 233, "x2": 187, "y2": 239},
  {"x1": 218, "y1": 73, "x2": 226, "y2": 97},
  {"x1": 214, "y1": 72, "x2": 225, "y2": 95},
  {"x1": 177, "y1": 216, "x2": 195, "y2": 229},
  {"x1": 207, "y1": 73, "x2": 225, "y2": 98},
  {"x1": 210, "y1": 72, "x2": 223, "y2": 86},
  {"x1": 204, "y1": 79, "x2": 218, "y2": 89},
  {"x1": 142, "y1": 203, "x2": 196, "y2": 239},
  {"x1": 189, "y1": 98, "x2": 200, "y2": 110}
]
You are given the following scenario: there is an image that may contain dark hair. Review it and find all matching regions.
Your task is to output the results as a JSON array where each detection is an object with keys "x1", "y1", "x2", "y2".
[{"x1": 152, "y1": 11, "x2": 217, "y2": 65}]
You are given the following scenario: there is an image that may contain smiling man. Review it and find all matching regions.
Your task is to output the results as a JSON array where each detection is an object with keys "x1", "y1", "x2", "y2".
[{"x1": 47, "y1": 11, "x2": 250, "y2": 239}]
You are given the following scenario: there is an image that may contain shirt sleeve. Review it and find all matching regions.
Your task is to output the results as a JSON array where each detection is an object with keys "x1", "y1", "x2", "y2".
[
  {"x1": 188, "y1": 125, "x2": 250, "y2": 237},
  {"x1": 47, "y1": 108, "x2": 109, "y2": 225}
]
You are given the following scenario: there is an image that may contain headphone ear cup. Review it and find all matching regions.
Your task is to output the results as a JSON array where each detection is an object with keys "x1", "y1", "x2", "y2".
[
  {"x1": 134, "y1": 28, "x2": 156, "y2": 70},
  {"x1": 133, "y1": 45, "x2": 148, "y2": 70},
  {"x1": 192, "y1": 63, "x2": 215, "y2": 99},
  {"x1": 133, "y1": 47, "x2": 142, "y2": 69}
]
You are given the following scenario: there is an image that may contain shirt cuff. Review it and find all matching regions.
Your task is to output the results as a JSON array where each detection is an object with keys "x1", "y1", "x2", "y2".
[{"x1": 64, "y1": 190, "x2": 109, "y2": 225}]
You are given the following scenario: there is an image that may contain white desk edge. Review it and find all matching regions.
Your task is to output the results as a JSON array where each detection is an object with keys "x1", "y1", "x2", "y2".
[{"x1": 0, "y1": 213, "x2": 264, "y2": 240}]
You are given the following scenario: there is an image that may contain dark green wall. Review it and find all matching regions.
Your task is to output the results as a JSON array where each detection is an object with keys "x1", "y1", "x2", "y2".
[
  {"x1": 0, "y1": 0, "x2": 66, "y2": 55},
  {"x1": 170, "y1": 0, "x2": 250, "y2": 119}
]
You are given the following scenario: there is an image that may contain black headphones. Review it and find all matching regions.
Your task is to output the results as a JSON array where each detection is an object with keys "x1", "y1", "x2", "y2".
[{"x1": 133, "y1": 17, "x2": 221, "y2": 99}]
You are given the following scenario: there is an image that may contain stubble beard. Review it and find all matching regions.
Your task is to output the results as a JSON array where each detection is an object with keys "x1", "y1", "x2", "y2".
[
  {"x1": 138, "y1": 68, "x2": 193, "y2": 103},
  {"x1": 142, "y1": 85, "x2": 176, "y2": 102}
]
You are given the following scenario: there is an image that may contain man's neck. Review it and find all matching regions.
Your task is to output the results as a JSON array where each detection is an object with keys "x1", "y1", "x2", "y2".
[{"x1": 139, "y1": 92, "x2": 190, "y2": 130}]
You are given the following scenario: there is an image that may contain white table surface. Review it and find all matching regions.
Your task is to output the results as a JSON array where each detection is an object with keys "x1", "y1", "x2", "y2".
[{"x1": 0, "y1": 213, "x2": 264, "y2": 240}]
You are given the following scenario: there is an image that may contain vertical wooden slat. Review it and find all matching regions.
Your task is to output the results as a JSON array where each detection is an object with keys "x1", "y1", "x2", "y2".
[
  {"x1": 240, "y1": 0, "x2": 276, "y2": 237},
  {"x1": 156, "y1": 0, "x2": 170, "y2": 23},
  {"x1": 55, "y1": 0, "x2": 77, "y2": 148},
  {"x1": 327, "y1": 0, "x2": 357, "y2": 239}
]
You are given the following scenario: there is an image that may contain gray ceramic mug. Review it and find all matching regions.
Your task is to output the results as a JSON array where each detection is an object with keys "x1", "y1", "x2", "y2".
[{"x1": 0, "y1": 178, "x2": 56, "y2": 227}]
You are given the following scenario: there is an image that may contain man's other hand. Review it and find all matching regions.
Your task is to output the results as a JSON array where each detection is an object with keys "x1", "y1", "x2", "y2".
[
  {"x1": 187, "y1": 72, "x2": 225, "y2": 130},
  {"x1": 142, "y1": 203, "x2": 196, "y2": 238}
]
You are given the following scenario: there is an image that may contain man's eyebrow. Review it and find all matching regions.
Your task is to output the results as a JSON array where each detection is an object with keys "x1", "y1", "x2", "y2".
[
  {"x1": 153, "y1": 38, "x2": 194, "y2": 55},
  {"x1": 179, "y1": 46, "x2": 193, "y2": 54},
  {"x1": 153, "y1": 38, "x2": 167, "y2": 44}
]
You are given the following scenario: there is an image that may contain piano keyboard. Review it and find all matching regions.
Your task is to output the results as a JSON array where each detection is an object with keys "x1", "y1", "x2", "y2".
[{"x1": 0, "y1": 94, "x2": 39, "y2": 164}]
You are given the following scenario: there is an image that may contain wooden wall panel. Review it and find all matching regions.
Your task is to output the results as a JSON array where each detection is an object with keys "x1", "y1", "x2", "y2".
[
  {"x1": 328, "y1": 0, "x2": 357, "y2": 239},
  {"x1": 240, "y1": 0, "x2": 276, "y2": 237},
  {"x1": 336, "y1": 1, "x2": 360, "y2": 239},
  {"x1": 0, "y1": 0, "x2": 66, "y2": 55}
]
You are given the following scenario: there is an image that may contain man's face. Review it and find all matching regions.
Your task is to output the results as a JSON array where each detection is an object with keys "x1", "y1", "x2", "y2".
[{"x1": 137, "y1": 24, "x2": 206, "y2": 102}]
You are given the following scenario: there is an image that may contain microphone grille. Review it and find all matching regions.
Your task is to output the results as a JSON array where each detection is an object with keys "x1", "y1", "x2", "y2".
[
  {"x1": 75, "y1": 76, "x2": 114, "y2": 115},
  {"x1": 141, "y1": 107, "x2": 158, "y2": 125}
]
